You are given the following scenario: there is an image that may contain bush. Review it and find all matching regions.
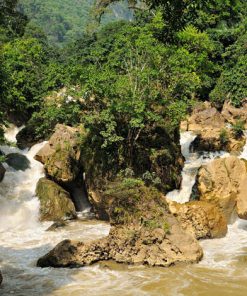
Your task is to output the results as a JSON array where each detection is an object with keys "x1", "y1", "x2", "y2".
[
  {"x1": 219, "y1": 128, "x2": 229, "y2": 145},
  {"x1": 232, "y1": 120, "x2": 245, "y2": 139}
]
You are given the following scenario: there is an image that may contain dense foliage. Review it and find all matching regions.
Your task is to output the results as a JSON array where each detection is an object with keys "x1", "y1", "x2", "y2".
[
  {"x1": 18, "y1": 0, "x2": 132, "y2": 45},
  {"x1": 0, "y1": 0, "x2": 247, "y2": 187}
]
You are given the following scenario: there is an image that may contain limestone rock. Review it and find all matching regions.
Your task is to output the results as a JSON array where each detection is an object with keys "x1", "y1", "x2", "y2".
[
  {"x1": 188, "y1": 103, "x2": 225, "y2": 132},
  {"x1": 37, "y1": 217, "x2": 203, "y2": 268},
  {"x1": 35, "y1": 124, "x2": 82, "y2": 183},
  {"x1": 36, "y1": 177, "x2": 76, "y2": 221},
  {"x1": 0, "y1": 163, "x2": 6, "y2": 182},
  {"x1": 37, "y1": 184, "x2": 203, "y2": 268},
  {"x1": 190, "y1": 130, "x2": 245, "y2": 154},
  {"x1": 186, "y1": 101, "x2": 246, "y2": 153},
  {"x1": 168, "y1": 200, "x2": 227, "y2": 239},
  {"x1": 222, "y1": 101, "x2": 247, "y2": 127},
  {"x1": 193, "y1": 156, "x2": 247, "y2": 221}
]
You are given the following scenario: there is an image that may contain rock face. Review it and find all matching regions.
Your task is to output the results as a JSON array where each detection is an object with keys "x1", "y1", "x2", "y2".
[
  {"x1": 181, "y1": 101, "x2": 246, "y2": 153},
  {"x1": 35, "y1": 124, "x2": 89, "y2": 211},
  {"x1": 37, "y1": 184, "x2": 203, "y2": 268},
  {"x1": 193, "y1": 156, "x2": 247, "y2": 221},
  {"x1": 37, "y1": 219, "x2": 203, "y2": 268},
  {"x1": 36, "y1": 177, "x2": 76, "y2": 221},
  {"x1": 222, "y1": 101, "x2": 247, "y2": 127},
  {"x1": 168, "y1": 200, "x2": 227, "y2": 239},
  {"x1": 35, "y1": 124, "x2": 82, "y2": 183},
  {"x1": 0, "y1": 163, "x2": 6, "y2": 182}
]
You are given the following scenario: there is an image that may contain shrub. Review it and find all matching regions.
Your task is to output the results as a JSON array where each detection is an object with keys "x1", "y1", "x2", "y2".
[
  {"x1": 219, "y1": 128, "x2": 229, "y2": 145},
  {"x1": 232, "y1": 120, "x2": 245, "y2": 139}
]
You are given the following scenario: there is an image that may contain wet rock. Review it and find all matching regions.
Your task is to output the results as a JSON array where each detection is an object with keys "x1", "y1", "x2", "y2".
[
  {"x1": 46, "y1": 221, "x2": 68, "y2": 231},
  {"x1": 37, "y1": 184, "x2": 203, "y2": 268},
  {"x1": 36, "y1": 177, "x2": 77, "y2": 221},
  {"x1": 0, "y1": 163, "x2": 6, "y2": 182},
  {"x1": 168, "y1": 200, "x2": 227, "y2": 239},
  {"x1": 16, "y1": 125, "x2": 37, "y2": 149},
  {"x1": 5, "y1": 153, "x2": 30, "y2": 171},
  {"x1": 37, "y1": 218, "x2": 203, "y2": 268},
  {"x1": 193, "y1": 156, "x2": 247, "y2": 221},
  {"x1": 35, "y1": 124, "x2": 83, "y2": 183}
]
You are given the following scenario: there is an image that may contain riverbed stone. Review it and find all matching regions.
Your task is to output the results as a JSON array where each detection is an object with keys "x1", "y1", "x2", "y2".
[
  {"x1": 5, "y1": 153, "x2": 30, "y2": 171},
  {"x1": 36, "y1": 177, "x2": 76, "y2": 221}
]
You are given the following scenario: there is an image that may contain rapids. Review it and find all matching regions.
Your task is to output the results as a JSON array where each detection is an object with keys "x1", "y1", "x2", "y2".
[{"x1": 0, "y1": 127, "x2": 247, "y2": 296}]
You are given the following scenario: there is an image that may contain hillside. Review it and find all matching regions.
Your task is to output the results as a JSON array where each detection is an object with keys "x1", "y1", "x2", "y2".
[{"x1": 18, "y1": 0, "x2": 132, "y2": 45}]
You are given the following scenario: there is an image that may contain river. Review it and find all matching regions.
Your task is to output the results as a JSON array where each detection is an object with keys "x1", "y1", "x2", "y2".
[{"x1": 0, "y1": 127, "x2": 247, "y2": 296}]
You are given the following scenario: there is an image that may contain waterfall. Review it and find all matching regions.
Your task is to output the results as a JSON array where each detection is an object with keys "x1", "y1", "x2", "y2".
[
  {"x1": 167, "y1": 131, "x2": 229, "y2": 203},
  {"x1": 0, "y1": 126, "x2": 46, "y2": 232}
]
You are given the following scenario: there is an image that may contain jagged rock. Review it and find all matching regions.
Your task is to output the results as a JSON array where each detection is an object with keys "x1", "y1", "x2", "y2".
[
  {"x1": 37, "y1": 218, "x2": 203, "y2": 268},
  {"x1": 35, "y1": 124, "x2": 90, "y2": 211},
  {"x1": 183, "y1": 102, "x2": 246, "y2": 153},
  {"x1": 5, "y1": 153, "x2": 30, "y2": 171},
  {"x1": 0, "y1": 163, "x2": 6, "y2": 182},
  {"x1": 187, "y1": 102, "x2": 225, "y2": 132},
  {"x1": 37, "y1": 184, "x2": 203, "y2": 268},
  {"x1": 35, "y1": 124, "x2": 83, "y2": 183},
  {"x1": 190, "y1": 130, "x2": 245, "y2": 154},
  {"x1": 36, "y1": 177, "x2": 76, "y2": 221},
  {"x1": 222, "y1": 101, "x2": 247, "y2": 127},
  {"x1": 168, "y1": 200, "x2": 227, "y2": 239},
  {"x1": 46, "y1": 221, "x2": 68, "y2": 231},
  {"x1": 193, "y1": 156, "x2": 247, "y2": 221}
]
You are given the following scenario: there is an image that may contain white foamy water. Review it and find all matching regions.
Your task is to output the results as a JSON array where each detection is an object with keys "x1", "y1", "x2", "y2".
[
  {"x1": 1, "y1": 127, "x2": 247, "y2": 296},
  {"x1": 167, "y1": 131, "x2": 229, "y2": 203}
]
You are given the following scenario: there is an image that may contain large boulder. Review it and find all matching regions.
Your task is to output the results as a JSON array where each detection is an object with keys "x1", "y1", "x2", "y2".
[
  {"x1": 222, "y1": 101, "x2": 247, "y2": 127},
  {"x1": 5, "y1": 153, "x2": 30, "y2": 171},
  {"x1": 16, "y1": 125, "x2": 38, "y2": 149},
  {"x1": 37, "y1": 219, "x2": 203, "y2": 268},
  {"x1": 181, "y1": 102, "x2": 246, "y2": 153},
  {"x1": 35, "y1": 124, "x2": 83, "y2": 183},
  {"x1": 187, "y1": 102, "x2": 225, "y2": 132},
  {"x1": 37, "y1": 183, "x2": 203, "y2": 268},
  {"x1": 0, "y1": 163, "x2": 6, "y2": 182},
  {"x1": 36, "y1": 177, "x2": 76, "y2": 221},
  {"x1": 193, "y1": 156, "x2": 247, "y2": 221},
  {"x1": 168, "y1": 200, "x2": 227, "y2": 239}
]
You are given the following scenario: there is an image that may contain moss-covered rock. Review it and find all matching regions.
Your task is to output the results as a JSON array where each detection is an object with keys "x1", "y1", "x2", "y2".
[
  {"x1": 36, "y1": 177, "x2": 76, "y2": 221},
  {"x1": 38, "y1": 182, "x2": 203, "y2": 268},
  {"x1": 35, "y1": 124, "x2": 84, "y2": 183}
]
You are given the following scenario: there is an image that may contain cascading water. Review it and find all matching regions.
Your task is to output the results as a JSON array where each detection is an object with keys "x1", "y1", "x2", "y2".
[
  {"x1": 1, "y1": 127, "x2": 247, "y2": 296},
  {"x1": 167, "y1": 131, "x2": 229, "y2": 203}
]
